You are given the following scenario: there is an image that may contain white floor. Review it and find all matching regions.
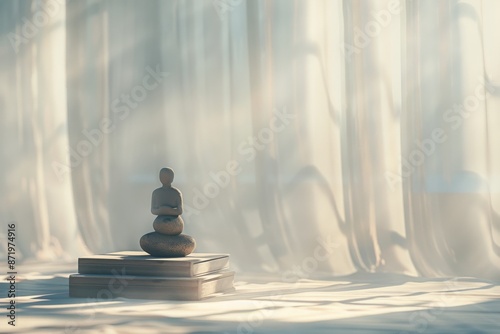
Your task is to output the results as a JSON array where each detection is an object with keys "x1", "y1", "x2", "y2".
[{"x1": 2, "y1": 261, "x2": 500, "y2": 334}]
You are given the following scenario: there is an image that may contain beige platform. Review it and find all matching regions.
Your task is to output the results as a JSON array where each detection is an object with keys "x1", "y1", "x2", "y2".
[
  {"x1": 77, "y1": 251, "x2": 230, "y2": 277},
  {"x1": 69, "y1": 270, "x2": 235, "y2": 301},
  {"x1": 69, "y1": 251, "x2": 234, "y2": 301}
]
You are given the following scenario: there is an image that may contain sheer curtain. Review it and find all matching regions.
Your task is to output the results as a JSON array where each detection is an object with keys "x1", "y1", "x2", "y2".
[{"x1": 1, "y1": 0, "x2": 499, "y2": 280}]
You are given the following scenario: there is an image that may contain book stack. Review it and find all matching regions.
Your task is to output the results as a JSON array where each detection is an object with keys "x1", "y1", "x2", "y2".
[{"x1": 69, "y1": 251, "x2": 234, "y2": 300}]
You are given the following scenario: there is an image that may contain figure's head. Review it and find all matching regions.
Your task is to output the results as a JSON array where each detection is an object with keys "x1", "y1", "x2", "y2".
[{"x1": 159, "y1": 167, "x2": 174, "y2": 186}]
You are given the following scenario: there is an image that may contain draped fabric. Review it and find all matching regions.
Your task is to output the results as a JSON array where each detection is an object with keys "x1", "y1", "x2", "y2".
[{"x1": 1, "y1": 0, "x2": 499, "y2": 280}]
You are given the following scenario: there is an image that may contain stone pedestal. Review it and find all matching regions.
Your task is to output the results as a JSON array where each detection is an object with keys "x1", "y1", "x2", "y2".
[{"x1": 140, "y1": 232, "x2": 195, "y2": 257}]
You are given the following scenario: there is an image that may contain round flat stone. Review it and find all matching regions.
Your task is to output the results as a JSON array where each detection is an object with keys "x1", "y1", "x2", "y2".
[
  {"x1": 140, "y1": 232, "x2": 196, "y2": 257},
  {"x1": 153, "y1": 215, "x2": 184, "y2": 236}
]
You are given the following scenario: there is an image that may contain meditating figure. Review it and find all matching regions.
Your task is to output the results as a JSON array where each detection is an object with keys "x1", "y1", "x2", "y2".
[
  {"x1": 140, "y1": 167, "x2": 196, "y2": 257},
  {"x1": 151, "y1": 168, "x2": 184, "y2": 235}
]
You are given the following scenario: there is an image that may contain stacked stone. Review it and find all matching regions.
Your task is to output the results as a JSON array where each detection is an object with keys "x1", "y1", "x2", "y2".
[{"x1": 140, "y1": 215, "x2": 196, "y2": 257}]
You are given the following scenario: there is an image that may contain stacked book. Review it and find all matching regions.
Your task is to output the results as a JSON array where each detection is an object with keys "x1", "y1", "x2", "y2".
[{"x1": 69, "y1": 251, "x2": 234, "y2": 300}]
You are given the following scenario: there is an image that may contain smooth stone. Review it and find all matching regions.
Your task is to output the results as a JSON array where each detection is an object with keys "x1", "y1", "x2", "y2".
[
  {"x1": 153, "y1": 215, "x2": 184, "y2": 236},
  {"x1": 140, "y1": 232, "x2": 196, "y2": 257}
]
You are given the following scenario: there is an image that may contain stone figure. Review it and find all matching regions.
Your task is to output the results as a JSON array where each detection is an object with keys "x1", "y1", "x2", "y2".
[{"x1": 140, "y1": 168, "x2": 196, "y2": 257}]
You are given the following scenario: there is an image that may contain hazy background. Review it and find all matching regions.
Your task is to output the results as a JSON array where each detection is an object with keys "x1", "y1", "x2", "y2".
[{"x1": 1, "y1": 0, "x2": 500, "y2": 280}]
